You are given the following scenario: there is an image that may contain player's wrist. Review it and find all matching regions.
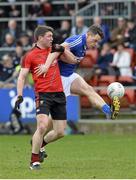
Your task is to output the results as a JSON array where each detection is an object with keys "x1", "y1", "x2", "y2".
[
  {"x1": 43, "y1": 64, "x2": 49, "y2": 72},
  {"x1": 17, "y1": 95, "x2": 23, "y2": 102}
]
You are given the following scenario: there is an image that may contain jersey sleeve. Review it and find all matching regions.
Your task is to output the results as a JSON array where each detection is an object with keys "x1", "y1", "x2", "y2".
[{"x1": 21, "y1": 53, "x2": 32, "y2": 69}]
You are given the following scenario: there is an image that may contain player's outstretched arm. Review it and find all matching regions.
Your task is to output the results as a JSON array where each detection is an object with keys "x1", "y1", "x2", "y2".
[
  {"x1": 41, "y1": 44, "x2": 65, "y2": 71},
  {"x1": 60, "y1": 42, "x2": 80, "y2": 64},
  {"x1": 15, "y1": 68, "x2": 29, "y2": 109},
  {"x1": 35, "y1": 44, "x2": 77, "y2": 77},
  {"x1": 34, "y1": 51, "x2": 61, "y2": 77},
  {"x1": 61, "y1": 49, "x2": 80, "y2": 64},
  {"x1": 51, "y1": 43, "x2": 79, "y2": 65},
  {"x1": 34, "y1": 43, "x2": 79, "y2": 77},
  {"x1": 17, "y1": 68, "x2": 29, "y2": 96},
  {"x1": 34, "y1": 44, "x2": 65, "y2": 76}
]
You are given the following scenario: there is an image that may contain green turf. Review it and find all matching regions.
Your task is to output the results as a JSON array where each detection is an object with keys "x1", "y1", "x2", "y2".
[{"x1": 0, "y1": 134, "x2": 136, "y2": 179}]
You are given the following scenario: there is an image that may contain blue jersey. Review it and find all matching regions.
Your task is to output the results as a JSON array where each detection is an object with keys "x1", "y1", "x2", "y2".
[{"x1": 58, "y1": 34, "x2": 87, "y2": 77}]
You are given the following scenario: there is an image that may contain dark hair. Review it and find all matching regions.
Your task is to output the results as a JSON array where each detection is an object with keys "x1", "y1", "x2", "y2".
[
  {"x1": 88, "y1": 25, "x2": 104, "y2": 39},
  {"x1": 34, "y1": 25, "x2": 54, "y2": 41}
]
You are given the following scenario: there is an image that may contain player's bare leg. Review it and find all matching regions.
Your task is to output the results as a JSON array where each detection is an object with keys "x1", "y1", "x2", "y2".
[
  {"x1": 39, "y1": 119, "x2": 66, "y2": 162},
  {"x1": 70, "y1": 76, "x2": 112, "y2": 117},
  {"x1": 70, "y1": 76, "x2": 107, "y2": 108},
  {"x1": 30, "y1": 114, "x2": 49, "y2": 170},
  {"x1": 43, "y1": 120, "x2": 66, "y2": 143}
]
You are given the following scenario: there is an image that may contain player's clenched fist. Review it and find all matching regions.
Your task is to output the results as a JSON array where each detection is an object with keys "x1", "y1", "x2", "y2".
[{"x1": 51, "y1": 44, "x2": 65, "y2": 53}]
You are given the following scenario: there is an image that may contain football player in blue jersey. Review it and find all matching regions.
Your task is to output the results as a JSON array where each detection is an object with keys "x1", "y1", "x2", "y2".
[{"x1": 34, "y1": 25, "x2": 120, "y2": 162}]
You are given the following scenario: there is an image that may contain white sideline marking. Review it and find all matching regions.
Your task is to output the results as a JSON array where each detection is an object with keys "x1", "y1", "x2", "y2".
[{"x1": 79, "y1": 119, "x2": 136, "y2": 124}]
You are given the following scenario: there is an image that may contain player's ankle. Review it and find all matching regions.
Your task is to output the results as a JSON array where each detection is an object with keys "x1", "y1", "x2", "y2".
[
  {"x1": 31, "y1": 153, "x2": 40, "y2": 163},
  {"x1": 41, "y1": 140, "x2": 48, "y2": 148}
]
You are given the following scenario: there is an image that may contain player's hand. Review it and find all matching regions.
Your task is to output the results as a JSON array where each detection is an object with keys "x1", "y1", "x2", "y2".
[
  {"x1": 15, "y1": 96, "x2": 23, "y2": 110},
  {"x1": 51, "y1": 44, "x2": 65, "y2": 53},
  {"x1": 34, "y1": 64, "x2": 48, "y2": 77}
]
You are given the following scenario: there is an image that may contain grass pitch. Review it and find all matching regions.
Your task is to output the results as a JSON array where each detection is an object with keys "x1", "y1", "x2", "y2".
[{"x1": 0, "y1": 133, "x2": 136, "y2": 179}]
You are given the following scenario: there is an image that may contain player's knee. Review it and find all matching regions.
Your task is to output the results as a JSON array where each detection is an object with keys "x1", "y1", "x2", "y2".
[
  {"x1": 38, "y1": 124, "x2": 47, "y2": 135},
  {"x1": 89, "y1": 85, "x2": 94, "y2": 92},
  {"x1": 37, "y1": 115, "x2": 48, "y2": 135},
  {"x1": 84, "y1": 85, "x2": 94, "y2": 95}
]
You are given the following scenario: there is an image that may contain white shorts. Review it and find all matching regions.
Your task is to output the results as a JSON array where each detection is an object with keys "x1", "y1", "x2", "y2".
[{"x1": 61, "y1": 73, "x2": 80, "y2": 97}]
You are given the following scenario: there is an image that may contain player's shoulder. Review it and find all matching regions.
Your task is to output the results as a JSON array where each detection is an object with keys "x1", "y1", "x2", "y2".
[
  {"x1": 27, "y1": 46, "x2": 37, "y2": 55},
  {"x1": 21, "y1": 47, "x2": 35, "y2": 64},
  {"x1": 23, "y1": 46, "x2": 36, "y2": 59},
  {"x1": 65, "y1": 34, "x2": 82, "y2": 43},
  {"x1": 65, "y1": 34, "x2": 84, "y2": 49}
]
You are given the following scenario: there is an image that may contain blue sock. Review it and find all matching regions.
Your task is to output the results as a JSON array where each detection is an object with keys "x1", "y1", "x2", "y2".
[{"x1": 102, "y1": 104, "x2": 111, "y2": 115}]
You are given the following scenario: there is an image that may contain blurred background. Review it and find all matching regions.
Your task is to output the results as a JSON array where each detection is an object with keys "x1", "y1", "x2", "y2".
[{"x1": 0, "y1": 0, "x2": 136, "y2": 135}]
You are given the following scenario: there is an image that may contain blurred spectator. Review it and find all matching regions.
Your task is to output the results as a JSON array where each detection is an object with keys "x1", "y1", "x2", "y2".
[
  {"x1": 67, "y1": 120, "x2": 85, "y2": 135},
  {"x1": 124, "y1": 19, "x2": 136, "y2": 51},
  {"x1": 2, "y1": 33, "x2": 16, "y2": 47},
  {"x1": 99, "y1": 8, "x2": 107, "y2": 16},
  {"x1": 109, "y1": 43, "x2": 132, "y2": 76},
  {"x1": 93, "y1": 16, "x2": 110, "y2": 46},
  {"x1": 132, "y1": 1, "x2": 136, "y2": 19},
  {"x1": 77, "y1": 0, "x2": 89, "y2": 9},
  {"x1": 37, "y1": 18, "x2": 45, "y2": 25},
  {"x1": 105, "y1": 5, "x2": 114, "y2": 15},
  {"x1": 8, "y1": 5, "x2": 21, "y2": 17},
  {"x1": 18, "y1": 32, "x2": 31, "y2": 49},
  {"x1": 12, "y1": 45, "x2": 24, "y2": 67},
  {"x1": 132, "y1": 66, "x2": 136, "y2": 85},
  {"x1": 95, "y1": 43, "x2": 113, "y2": 75},
  {"x1": 27, "y1": 18, "x2": 46, "y2": 35},
  {"x1": 71, "y1": 16, "x2": 88, "y2": 35},
  {"x1": 55, "y1": 1, "x2": 73, "y2": 16},
  {"x1": 0, "y1": 7, "x2": 6, "y2": 17},
  {"x1": 1, "y1": 19, "x2": 21, "y2": 44},
  {"x1": 84, "y1": 43, "x2": 113, "y2": 80},
  {"x1": 41, "y1": 0, "x2": 53, "y2": 16},
  {"x1": 0, "y1": 54, "x2": 17, "y2": 88},
  {"x1": 0, "y1": 108, "x2": 32, "y2": 135},
  {"x1": 28, "y1": 0, "x2": 43, "y2": 17},
  {"x1": 110, "y1": 17, "x2": 127, "y2": 48},
  {"x1": 100, "y1": 3, "x2": 128, "y2": 16},
  {"x1": 54, "y1": 20, "x2": 71, "y2": 44}
]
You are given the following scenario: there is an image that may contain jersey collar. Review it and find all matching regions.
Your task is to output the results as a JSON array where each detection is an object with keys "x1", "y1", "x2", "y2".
[{"x1": 35, "y1": 44, "x2": 42, "y2": 49}]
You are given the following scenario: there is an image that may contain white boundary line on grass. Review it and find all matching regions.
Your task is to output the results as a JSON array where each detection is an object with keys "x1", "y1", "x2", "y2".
[{"x1": 79, "y1": 119, "x2": 136, "y2": 124}]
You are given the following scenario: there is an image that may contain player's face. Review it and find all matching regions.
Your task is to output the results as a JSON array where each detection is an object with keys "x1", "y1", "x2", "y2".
[
  {"x1": 41, "y1": 31, "x2": 53, "y2": 48},
  {"x1": 86, "y1": 33, "x2": 101, "y2": 49}
]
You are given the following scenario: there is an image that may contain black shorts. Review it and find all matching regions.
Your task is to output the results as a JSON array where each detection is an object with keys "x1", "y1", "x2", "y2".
[{"x1": 35, "y1": 92, "x2": 66, "y2": 120}]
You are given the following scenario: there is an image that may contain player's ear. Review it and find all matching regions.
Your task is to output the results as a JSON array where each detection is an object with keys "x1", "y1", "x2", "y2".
[{"x1": 39, "y1": 35, "x2": 43, "y2": 41}]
